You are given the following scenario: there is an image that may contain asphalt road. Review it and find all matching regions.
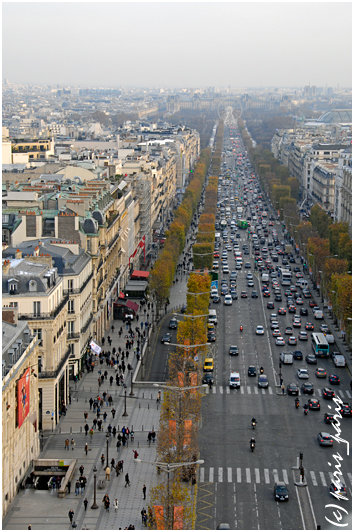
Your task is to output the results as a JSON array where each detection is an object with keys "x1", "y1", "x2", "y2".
[{"x1": 195, "y1": 129, "x2": 352, "y2": 530}]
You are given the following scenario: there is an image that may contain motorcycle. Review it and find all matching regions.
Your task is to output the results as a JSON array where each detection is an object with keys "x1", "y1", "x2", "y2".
[
  {"x1": 260, "y1": 367, "x2": 264, "y2": 374},
  {"x1": 240, "y1": 326, "x2": 243, "y2": 332},
  {"x1": 295, "y1": 399, "x2": 299, "y2": 409},
  {"x1": 252, "y1": 420, "x2": 256, "y2": 430},
  {"x1": 250, "y1": 441, "x2": 255, "y2": 452},
  {"x1": 303, "y1": 405, "x2": 308, "y2": 415}
]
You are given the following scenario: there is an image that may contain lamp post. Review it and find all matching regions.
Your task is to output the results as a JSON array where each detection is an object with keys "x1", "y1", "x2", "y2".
[
  {"x1": 134, "y1": 458, "x2": 204, "y2": 529},
  {"x1": 122, "y1": 389, "x2": 128, "y2": 417},
  {"x1": 106, "y1": 432, "x2": 109, "y2": 468},
  {"x1": 91, "y1": 466, "x2": 98, "y2": 509},
  {"x1": 129, "y1": 369, "x2": 135, "y2": 396}
]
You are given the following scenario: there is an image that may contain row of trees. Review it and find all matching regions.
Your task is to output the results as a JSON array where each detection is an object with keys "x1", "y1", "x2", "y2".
[{"x1": 149, "y1": 149, "x2": 211, "y2": 314}]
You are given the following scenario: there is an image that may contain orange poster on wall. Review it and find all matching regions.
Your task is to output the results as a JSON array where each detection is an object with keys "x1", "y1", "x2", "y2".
[{"x1": 17, "y1": 368, "x2": 30, "y2": 428}]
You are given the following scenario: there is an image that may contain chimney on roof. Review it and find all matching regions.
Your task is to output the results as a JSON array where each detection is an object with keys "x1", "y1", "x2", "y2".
[
  {"x1": 2, "y1": 260, "x2": 11, "y2": 275},
  {"x1": 15, "y1": 249, "x2": 22, "y2": 259},
  {"x1": 2, "y1": 307, "x2": 18, "y2": 326}
]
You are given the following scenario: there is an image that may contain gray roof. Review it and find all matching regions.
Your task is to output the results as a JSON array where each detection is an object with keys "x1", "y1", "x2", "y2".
[
  {"x1": 2, "y1": 320, "x2": 34, "y2": 377},
  {"x1": 2, "y1": 258, "x2": 60, "y2": 296}
]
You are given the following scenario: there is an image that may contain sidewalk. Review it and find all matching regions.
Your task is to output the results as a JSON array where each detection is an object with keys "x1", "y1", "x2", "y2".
[{"x1": 3, "y1": 211, "x2": 203, "y2": 530}]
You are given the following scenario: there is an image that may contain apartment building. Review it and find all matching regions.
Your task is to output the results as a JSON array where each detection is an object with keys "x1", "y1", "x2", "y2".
[
  {"x1": 2, "y1": 255, "x2": 68, "y2": 431},
  {"x1": 2, "y1": 310, "x2": 40, "y2": 516}
]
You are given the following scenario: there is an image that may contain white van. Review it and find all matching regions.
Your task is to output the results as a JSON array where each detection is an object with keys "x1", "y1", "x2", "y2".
[
  {"x1": 333, "y1": 354, "x2": 346, "y2": 367},
  {"x1": 326, "y1": 334, "x2": 335, "y2": 344},
  {"x1": 261, "y1": 273, "x2": 269, "y2": 283},
  {"x1": 229, "y1": 372, "x2": 240, "y2": 388},
  {"x1": 280, "y1": 353, "x2": 293, "y2": 364},
  {"x1": 208, "y1": 309, "x2": 218, "y2": 325},
  {"x1": 298, "y1": 279, "x2": 308, "y2": 289},
  {"x1": 314, "y1": 310, "x2": 323, "y2": 319},
  {"x1": 210, "y1": 288, "x2": 218, "y2": 299}
]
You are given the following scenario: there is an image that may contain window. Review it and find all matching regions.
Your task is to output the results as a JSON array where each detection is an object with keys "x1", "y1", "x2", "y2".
[
  {"x1": 9, "y1": 302, "x2": 18, "y2": 308},
  {"x1": 69, "y1": 343, "x2": 75, "y2": 355},
  {"x1": 29, "y1": 280, "x2": 37, "y2": 292},
  {"x1": 33, "y1": 301, "x2": 41, "y2": 317},
  {"x1": 33, "y1": 328, "x2": 43, "y2": 345},
  {"x1": 68, "y1": 280, "x2": 74, "y2": 293},
  {"x1": 68, "y1": 321, "x2": 74, "y2": 335},
  {"x1": 87, "y1": 239, "x2": 91, "y2": 252},
  {"x1": 38, "y1": 356, "x2": 43, "y2": 373},
  {"x1": 8, "y1": 280, "x2": 18, "y2": 294},
  {"x1": 68, "y1": 300, "x2": 74, "y2": 314}
]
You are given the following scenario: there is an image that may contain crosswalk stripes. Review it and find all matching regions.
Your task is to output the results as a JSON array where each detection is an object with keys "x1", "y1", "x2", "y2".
[
  {"x1": 198, "y1": 467, "x2": 352, "y2": 488},
  {"x1": 203, "y1": 385, "x2": 351, "y2": 397}
]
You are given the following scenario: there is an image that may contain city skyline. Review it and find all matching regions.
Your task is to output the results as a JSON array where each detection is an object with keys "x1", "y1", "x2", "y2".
[{"x1": 2, "y1": 1, "x2": 352, "y2": 88}]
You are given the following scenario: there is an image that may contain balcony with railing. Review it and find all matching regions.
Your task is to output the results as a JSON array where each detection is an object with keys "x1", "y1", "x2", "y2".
[
  {"x1": 18, "y1": 294, "x2": 69, "y2": 321},
  {"x1": 63, "y1": 272, "x2": 93, "y2": 296},
  {"x1": 38, "y1": 346, "x2": 71, "y2": 380},
  {"x1": 81, "y1": 313, "x2": 93, "y2": 334}
]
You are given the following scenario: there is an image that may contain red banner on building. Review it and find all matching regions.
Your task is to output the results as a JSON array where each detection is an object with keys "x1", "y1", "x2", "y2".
[{"x1": 17, "y1": 368, "x2": 30, "y2": 428}]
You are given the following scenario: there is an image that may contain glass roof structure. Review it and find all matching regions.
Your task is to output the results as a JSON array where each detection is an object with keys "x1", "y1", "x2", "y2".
[{"x1": 316, "y1": 109, "x2": 352, "y2": 124}]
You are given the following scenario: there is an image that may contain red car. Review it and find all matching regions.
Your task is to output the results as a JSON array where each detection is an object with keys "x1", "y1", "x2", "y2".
[{"x1": 309, "y1": 300, "x2": 316, "y2": 308}]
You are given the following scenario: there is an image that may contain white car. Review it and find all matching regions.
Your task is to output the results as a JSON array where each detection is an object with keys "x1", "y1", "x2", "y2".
[
  {"x1": 256, "y1": 326, "x2": 265, "y2": 335},
  {"x1": 224, "y1": 295, "x2": 232, "y2": 306},
  {"x1": 275, "y1": 337, "x2": 285, "y2": 346},
  {"x1": 297, "y1": 368, "x2": 309, "y2": 379}
]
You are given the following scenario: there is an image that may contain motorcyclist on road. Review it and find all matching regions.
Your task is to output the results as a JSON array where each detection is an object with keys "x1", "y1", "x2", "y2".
[
  {"x1": 260, "y1": 366, "x2": 264, "y2": 374},
  {"x1": 251, "y1": 417, "x2": 257, "y2": 428},
  {"x1": 295, "y1": 398, "x2": 300, "y2": 408},
  {"x1": 240, "y1": 325, "x2": 243, "y2": 332}
]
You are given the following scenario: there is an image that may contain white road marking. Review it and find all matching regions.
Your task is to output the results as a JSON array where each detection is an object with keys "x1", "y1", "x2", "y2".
[
  {"x1": 237, "y1": 468, "x2": 242, "y2": 483},
  {"x1": 246, "y1": 468, "x2": 251, "y2": 483},
  {"x1": 209, "y1": 467, "x2": 214, "y2": 483},
  {"x1": 319, "y1": 472, "x2": 327, "y2": 486},
  {"x1": 255, "y1": 468, "x2": 260, "y2": 483},
  {"x1": 218, "y1": 467, "x2": 223, "y2": 483},
  {"x1": 228, "y1": 467, "x2": 232, "y2": 482},
  {"x1": 310, "y1": 471, "x2": 317, "y2": 486},
  {"x1": 199, "y1": 468, "x2": 205, "y2": 482},
  {"x1": 264, "y1": 469, "x2": 270, "y2": 484}
]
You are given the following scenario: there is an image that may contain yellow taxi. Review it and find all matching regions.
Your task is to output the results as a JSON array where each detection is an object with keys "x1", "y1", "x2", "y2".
[{"x1": 203, "y1": 358, "x2": 214, "y2": 372}]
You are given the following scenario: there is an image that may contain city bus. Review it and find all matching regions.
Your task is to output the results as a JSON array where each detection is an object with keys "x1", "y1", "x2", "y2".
[
  {"x1": 311, "y1": 333, "x2": 330, "y2": 357},
  {"x1": 215, "y1": 232, "x2": 221, "y2": 243},
  {"x1": 280, "y1": 268, "x2": 292, "y2": 286},
  {"x1": 220, "y1": 219, "x2": 228, "y2": 230}
]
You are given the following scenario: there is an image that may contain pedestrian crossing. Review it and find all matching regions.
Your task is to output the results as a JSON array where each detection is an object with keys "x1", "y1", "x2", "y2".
[
  {"x1": 198, "y1": 466, "x2": 352, "y2": 488},
  {"x1": 205, "y1": 386, "x2": 352, "y2": 398}
]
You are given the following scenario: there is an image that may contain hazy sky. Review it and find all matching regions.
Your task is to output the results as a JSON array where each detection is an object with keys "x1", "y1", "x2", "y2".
[{"x1": 2, "y1": 1, "x2": 352, "y2": 88}]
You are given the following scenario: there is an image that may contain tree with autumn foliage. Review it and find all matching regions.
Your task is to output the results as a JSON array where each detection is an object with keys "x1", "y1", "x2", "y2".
[
  {"x1": 330, "y1": 273, "x2": 352, "y2": 331},
  {"x1": 307, "y1": 237, "x2": 330, "y2": 285}
]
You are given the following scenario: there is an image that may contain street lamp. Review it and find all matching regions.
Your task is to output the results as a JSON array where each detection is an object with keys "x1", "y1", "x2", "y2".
[
  {"x1": 106, "y1": 432, "x2": 110, "y2": 468},
  {"x1": 134, "y1": 458, "x2": 204, "y2": 529},
  {"x1": 122, "y1": 389, "x2": 128, "y2": 417},
  {"x1": 91, "y1": 466, "x2": 98, "y2": 509},
  {"x1": 129, "y1": 369, "x2": 135, "y2": 396}
]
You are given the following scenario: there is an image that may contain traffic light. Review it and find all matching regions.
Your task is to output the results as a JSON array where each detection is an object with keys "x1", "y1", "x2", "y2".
[{"x1": 300, "y1": 452, "x2": 303, "y2": 460}]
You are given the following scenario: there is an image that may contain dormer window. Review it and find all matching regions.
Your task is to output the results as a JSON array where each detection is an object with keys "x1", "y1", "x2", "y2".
[
  {"x1": 29, "y1": 280, "x2": 37, "y2": 292},
  {"x1": 8, "y1": 278, "x2": 19, "y2": 294}
]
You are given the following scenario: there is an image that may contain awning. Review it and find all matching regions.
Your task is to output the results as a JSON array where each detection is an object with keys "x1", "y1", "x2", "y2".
[
  {"x1": 131, "y1": 270, "x2": 149, "y2": 280},
  {"x1": 119, "y1": 291, "x2": 125, "y2": 299},
  {"x1": 126, "y1": 300, "x2": 139, "y2": 312}
]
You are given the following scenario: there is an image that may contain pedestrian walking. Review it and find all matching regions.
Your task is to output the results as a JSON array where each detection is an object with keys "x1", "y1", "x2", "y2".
[
  {"x1": 89, "y1": 429, "x2": 94, "y2": 441},
  {"x1": 141, "y1": 508, "x2": 147, "y2": 525},
  {"x1": 105, "y1": 466, "x2": 111, "y2": 481},
  {"x1": 101, "y1": 454, "x2": 105, "y2": 466},
  {"x1": 103, "y1": 412, "x2": 107, "y2": 422},
  {"x1": 71, "y1": 438, "x2": 75, "y2": 450},
  {"x1": 147, "y1": 432, "x2": 152, "y2": 444},
  {"x1": 114, "y1": 499, "x2": 119, "y2": 512},
  {"x1": 79, "y1": 465, "x2": 84, "y2": 476},
  {"x1": 93, "y1": 418, "x2": 97, "y2": 428},
  {"x1": 112, "y1": 426, "x2": 117, "y2": 437},
  {"x1": 75, "y1": 480, "x2": 80, "y2": 496},
  {"x1": 111, "y1": 458, "x2": 115, "y2": 469},
  {"x1": 84, "y1": 411, "x2": 88, "y2": 420},
  {"x1": 133, "y1": 450, "x2": 139, "y2": 459},
  {"x1": 125, "y1": 473, "x2": 130, "y2": 487},
  {"x1": 122, "y1": 434, "x2": 127, "y2": 447},
  {"x1": 65, "y1": 438, "x2": 70, "y2": 450},
  {"x1": 143, "y1": 484, "x2": 146, "y2": 499},
  {"x1": 156, "y1": 391, "x2": 161, "y2": 403},
  {"x1": 115, "y1": 463, "x2": 120, "y2": 477},
  {"x1": 89, "y1": 397, "x2": 93, "y2": 410},
  {"x1": 84, "y1": 423, "x2": 89, "y2": 436},
  {"x1": 151, "y1": 430, "x2": 156, "y2": 443},
  {"x1": 68, "y1": 509, "x2": 74, "y2": 524},
  {"x1": 83, "y1": 498, "x2": 88, "y2": 511},
  {"x1": 67, "y1": 480, "x2": 71, "y2": 494}
]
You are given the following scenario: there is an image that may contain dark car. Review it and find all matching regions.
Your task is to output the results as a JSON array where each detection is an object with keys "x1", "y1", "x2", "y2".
[
  {"x1": 329, "y1": 374, "x2": 340, "y2": 385},
  {"x1": 275, "y1": 294, "x2": 282, "y2": 302},
  {"x1": 229, "y1": 345, "x2": 239, "y2": 356},
  {"x1": 300, "y1": 308, "x2": 308, "y2": 316},
  {"x1": 169, "y1": 318, "x2": 178, "y2": 329},
  {"x1": 248, "y1": 365, "x2": 257, "y2": 376},
  {"x1": 231, "y1": 292, "x2": 238, "y2": 300},
  {"x1": 329, "y1": 482, "x2": 347, "y2": 498},
  {"x1": 324, "y1": 412, "x2": 336, "y2": 424},
  {"x1": 309, "y1": 398, "x2": 320, "y2": 410},
  {"x1": 161, "y1": 333, "x2": 171, "y2": 344},
  {"x1": 322, "y1": 387, "x2": 335, "y2": 399},
  {"x1": 202, "y1": 373, "x2": 214, "y2": 385},
  {"x1": 287, "y1": 383, "x2": 299, "y2": 395},
  {"x1": 340, "y1": 403, "x2": 352, "y2": 417},
  {"x1": 213, "y1": 296, "x2": 221, "y2": 304},
  {"x1": 292, "y1": 350, "x2": 303, "y2": 360},
  {"x1": 274, "y1": 482, "x2": 289, "y2": 502},
  {"x1": 251, "y1": 291, "x2": 258, "y2": 298},
  {"x1": 301, "y1": 382, "x2": 314, "y2": 395},
  {"x1": 180, "y1": 304, "x2": 187, "y2": 314},
  {"x1": 267, "y1": 302, "x2": 275, "y2": 309},
  {"x1": 306, "y1": 354, "x2": 317, "y2": 365},
  {"x1": 207, "y1": 331, "x2": 216, "y2": 342}
]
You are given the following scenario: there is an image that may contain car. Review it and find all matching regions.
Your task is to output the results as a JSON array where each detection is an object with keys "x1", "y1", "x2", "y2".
[
  {"x1": 340, "y1": 403, "x2": 352, "y2": 417},
  {"x1": 275, "y1": 294, "x2": 282, "y2": 302},
  {"x1": 241, "y1": 291, "x2": 248, "y2": 298},
  {"x1": 322, "y1": 387, "x2": 335, "y2": 399},
  {"x1": 278, "y1": 307, "x2": 286, "y2": 315},
  {"x1": 328, "y1": 374, "x2": 340, "y2": 385},
  {"x1": 287, "y1": 383, "x2": 299, "y2": 395},
  {"x1": 161, "y1": 333, "x2": 171, "y2": 344},
  {"x1": 270, "y1": 321, "x2": 279, "y2": 330},
  {"x1": 318, "y1": 432, "x2": 334, "y2": 447},
  {"x1": 288, "y1": 336, "x2": 297, "y2": 345},
  {"x1": 297, "y1": 368, "x2": 309, "y2": 379},
  {"x1": 275, "y1": 337, "x2": 285, "y2": 346},
  {"x1": 324, "y1": 412, "x2": 336, "y2": 424},
  {"x1": 273, "y1": 329, "x2": 281, "y2": 337},
  {"x1": 284, "y1": 327, "x2": 293, "y2": 335},
  {"x1": 169, "y1": 318, "x2": 178, "y2": 329},
  {"x1": 267, "y1": 302, "x2": 275, "y2": 309},
  {"x1": 247, "y1": 280, "x2": 254, "y2": 287},
  {"x1": 301, "y1": 382, "x2": 314, "y2": 395},
  {"x1": 288, "y1": 305, "x2": 296, "y2": 313},
  {"x1": 229, "y1": 345, "x2": 239, "y2": 356},
  {"x1": 305, "y1": 322, "x2": 314, "y2": 330},
  {"x1": 296, "y1": 298, "x2": 304, "y2": 305},
  {"x1": 299, "y1": 331, "x2": 308, "y2": 341},
  {"x1": 309, "y1": 300, "x2": 316, "y2": 308},
  {"x1": 329, "y1": 482, "x2": 347, "y2": 498},
  {"x1": 246, "y1": 273, "x2": 253, "y2": 280},
  {"x1": 320, "y1": 324, "x2": 329, "y2": 333},
  {"x1": 224, "y1": 295, "x2": 232, "y2": 306},
  {"x1": 203, "y1": 358, "x2": 214, "y2": 372},
  {"x1": 231, "y1": 292, "x2": 238, "y2": 300},
  {"x1": 216, "y1": 524, "x2": 231, "y2": 530},
  {"x1": 292, "y1": 350, "x2": 303, "y2": 360},
  {"x1": 251, "y1": 291, "x2": 258, "y2": 298},
  {"x1": 213, "y1": 296, "x2": 221, "y2": 304},
  {"x1": 245, "y1": 262, "x2": 251, "y2": 268},
  {"x1": 316, "y1": 368, "x2": 327, "y2": 378},
  {"x1": 258, "y1": 374, "x2": 269, "y2": 388},
  {"x1": 274, "y1": 482, "x2": 289, "y2": 502},
  {"x1": 293, "y1": 319, "x2": 301, "y2": 328},
  {"x1": 207, "y1": 331, "x2": 216, "y2": 342},
  {"x1": 263, "y1": 290, "x2": 270, "y2": 297},
  {"x1": 303, "y1": 292, "x2": 311, "y2": 300},
  {"x1": 306, "y1": 354, "x2": 317, "y2": 364},
  {"x1": 248, "y1": 365, "x2": 257, "y2": 376},
  {"x1": 308, "y1": 398, "x2": 320, "y2": 410},
  {"x1": 202, "y1": 373, "x2": 214, "y2": 385},
  {"x1": 180, "y1": 304, "x2": 187, "y2": 314}
]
